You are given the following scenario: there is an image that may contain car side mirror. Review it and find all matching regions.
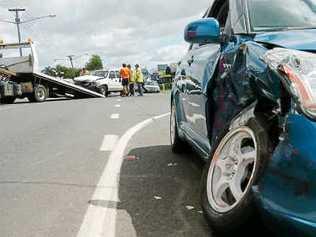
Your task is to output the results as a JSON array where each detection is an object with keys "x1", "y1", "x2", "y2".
[{"x1": 184, "y1": 18, "x2": 220, "y2": 44}]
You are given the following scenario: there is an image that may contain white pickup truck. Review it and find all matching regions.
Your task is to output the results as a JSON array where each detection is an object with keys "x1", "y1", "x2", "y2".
[{"x1": 74, "y1": 69, "x2": 123, "y2": 97}]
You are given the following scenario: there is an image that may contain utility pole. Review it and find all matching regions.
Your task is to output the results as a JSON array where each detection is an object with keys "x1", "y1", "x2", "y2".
[
  {"x1": 8, "y1": 8, "x2": 25, "y2": 56},
  {"x1": 55, "y1": 54, "x2": 88, "y2": 68},
  {"x1": 3, "y1": 8, "x2": 56, "y2": 56},
  {"x1": 67, "y1": 55, "x2": 75, "y2": 68}
]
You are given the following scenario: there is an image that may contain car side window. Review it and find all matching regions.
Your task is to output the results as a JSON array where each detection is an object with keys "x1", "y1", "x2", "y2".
[
  {"x1": 197, "y1": 1, "x2": 229, "y2": 47},
  {"x1": 109, "y1": 71, "x2": 116, "y2": 79},
  {"x1": 208, "y1": 0, "x2": 229, "y2": 28}
]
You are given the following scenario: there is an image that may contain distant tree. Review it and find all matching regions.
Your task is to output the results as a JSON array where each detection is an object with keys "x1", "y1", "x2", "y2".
[
  {"x1": 85, "y1": 55, "x2": 103, "y2": 71},
  {"x1": 55, "y1": 65, "x2": 80, "y2": 79},
  {"x1": 42, "y1": 66, "x2": 57, "y2": 77}
]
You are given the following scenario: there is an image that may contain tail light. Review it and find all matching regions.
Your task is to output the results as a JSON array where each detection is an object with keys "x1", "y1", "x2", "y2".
[{"x1": 264, "y1": 48, "x2": 316, "y2": 119}]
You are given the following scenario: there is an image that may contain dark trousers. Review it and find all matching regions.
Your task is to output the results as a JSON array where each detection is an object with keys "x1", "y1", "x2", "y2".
[
  {"x1": 137, "y1": 83, "x2": 143, "y2": 96},
  {"x1": 129, "y1": 83, "x2": 135, "y2": 96}
]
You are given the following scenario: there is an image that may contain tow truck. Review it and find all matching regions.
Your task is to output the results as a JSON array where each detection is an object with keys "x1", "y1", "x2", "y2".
[{"x1": 0, "y1": 41, "x2": 104, "y2": 104}]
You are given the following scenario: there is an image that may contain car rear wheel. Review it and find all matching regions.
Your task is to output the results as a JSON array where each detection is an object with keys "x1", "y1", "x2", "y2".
[
  {"x1": 201, "y1": 118, "x2": 268, "y2": 235},
  {"x1": 170, "y1": 102, "x2": 186, "y2": 153}
]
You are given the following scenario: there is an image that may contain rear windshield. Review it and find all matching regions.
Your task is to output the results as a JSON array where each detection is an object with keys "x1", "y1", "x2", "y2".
[{"x1": 248, "y1": 0, "x2": 316, "y2": 31}]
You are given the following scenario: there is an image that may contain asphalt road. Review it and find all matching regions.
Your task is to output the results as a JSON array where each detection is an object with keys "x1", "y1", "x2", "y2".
[{"x1": 0, "y1": 93, "x2": 213, "y2": 237}]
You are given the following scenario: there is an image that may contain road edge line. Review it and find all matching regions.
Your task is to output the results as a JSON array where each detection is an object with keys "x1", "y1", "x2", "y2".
[{"x1": 77, "y1": 112, "x2": 170, "y2": 237}]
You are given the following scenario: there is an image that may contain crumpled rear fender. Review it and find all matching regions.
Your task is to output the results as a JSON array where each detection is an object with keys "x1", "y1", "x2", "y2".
[
  {"x1": 207, "y1": 40, "x2": 281, "y2": 146},
  {"x1": 254, "y1": 114, "x2": 316, "y2": 236}
]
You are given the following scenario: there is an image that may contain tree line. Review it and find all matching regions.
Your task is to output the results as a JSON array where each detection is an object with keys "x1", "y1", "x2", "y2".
[{"x1": 42, "y1": 55, "x2": 103, "y2": 78}]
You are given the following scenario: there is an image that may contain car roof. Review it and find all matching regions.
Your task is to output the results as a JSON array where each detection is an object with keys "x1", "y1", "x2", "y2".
[{"x1": 95, "y1": 69, "x2": 120, "y2": 72}]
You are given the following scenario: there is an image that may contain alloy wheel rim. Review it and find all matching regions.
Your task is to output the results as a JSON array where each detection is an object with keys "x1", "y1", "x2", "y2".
[
  {"x1": 100, "y1": 88, "x2": 106, "y2": 96},
  {"x1": 36, "y1": 88, "x2": 45, "y2": 100},
  {"x1": 206, "y1": 127, "x2": 257, "y2": 213}
]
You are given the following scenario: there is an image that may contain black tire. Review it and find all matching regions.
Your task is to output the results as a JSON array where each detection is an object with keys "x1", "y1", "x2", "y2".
[
  {"x1": 170, "y1": 102, "x2": 187, "y2": 153},
  {"x1": 27, "y1": 95, "x2": 36, "y2": 103},
  {"x1": 99, "y1": 86, "x2": 108, "y2": 97},
  {"x1": 0, "y1": 97, "x2": 16, "y2": 104},
  {"x1": 200, "y1": 118, "x2": 269, "y2": 235},
  {"x1": 32, "y1": 85, "x2": 47, "y2": 103}
]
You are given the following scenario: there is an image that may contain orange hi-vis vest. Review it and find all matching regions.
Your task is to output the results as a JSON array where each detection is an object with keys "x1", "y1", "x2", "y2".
[{"x1": 120, "y1": 67, "x2": 130, "y2": 80}]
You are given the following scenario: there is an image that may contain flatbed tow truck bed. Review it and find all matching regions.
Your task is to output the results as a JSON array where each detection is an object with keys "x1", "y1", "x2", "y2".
[{"x1": 0, "y1": 42, "x2": 104, "y2": 104}]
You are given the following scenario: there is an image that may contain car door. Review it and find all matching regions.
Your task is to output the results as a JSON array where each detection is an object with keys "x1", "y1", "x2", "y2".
[
  {"x1": 185, "y1": 44, "x2": 221, "y2": 152},
  {"x1": 108, "y1": 71, "x2": 117, "y2": 91},
  {"x1": 113, "y1": 70, "x2": 123, "y2": 91},
  {"x1": 175, "y1": 46, "x2": 194, "y2": 131},
  {"x1": 185, "y1": 1, "x2": 229, "y2": 153}
]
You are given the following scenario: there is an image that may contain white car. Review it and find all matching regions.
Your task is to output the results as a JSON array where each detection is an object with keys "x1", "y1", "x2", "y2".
[
  {"x1": 74, "y1": 69, "x2": 123, "y2": 97},
  {"x1": 144, "y1": 80, "x2": 160, "y2": 93}
]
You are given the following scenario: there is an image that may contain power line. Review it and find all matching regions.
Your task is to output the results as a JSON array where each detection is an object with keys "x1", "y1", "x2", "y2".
[
  {"x1": 4, "y1": 8, "x2": 56, "y2": 56},
  {"x1": 54, "y1": 54, "x2": 89, "y2": 68}
]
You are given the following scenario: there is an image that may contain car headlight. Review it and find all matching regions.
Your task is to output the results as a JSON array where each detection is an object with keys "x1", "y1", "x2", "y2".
[{"x1": 263, "y1": 48, "x2": 316, "y2": 119}]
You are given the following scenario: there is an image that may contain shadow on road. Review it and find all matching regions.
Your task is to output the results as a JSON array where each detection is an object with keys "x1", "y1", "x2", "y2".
[
  {"x1": 14, "y1": 98, "x2": 71, "y2": 104},
  {"x1": 117, "y1": 145, "x2": 211, "y2": 237},
  {"x1": 117, "y1": 145, "x2": 275, "y2": 237}
]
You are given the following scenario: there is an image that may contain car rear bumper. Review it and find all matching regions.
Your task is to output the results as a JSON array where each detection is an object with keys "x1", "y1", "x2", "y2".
[{"x1": 254, "y1": 114, "x2": 316, "y2": 236}]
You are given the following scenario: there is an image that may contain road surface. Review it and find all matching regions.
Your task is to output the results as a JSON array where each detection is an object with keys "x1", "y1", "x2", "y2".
[
  {"x1": 0, "y1": 93, "x2": 213, "y2": 237},
  {"x1": 0, "y1": 93, "x2": 271, "y2": 237}
]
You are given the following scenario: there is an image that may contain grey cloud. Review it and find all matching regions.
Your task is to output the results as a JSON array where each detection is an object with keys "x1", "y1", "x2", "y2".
[{"x1": 0, "y1": 0, "x2": 211, "y2": 69}]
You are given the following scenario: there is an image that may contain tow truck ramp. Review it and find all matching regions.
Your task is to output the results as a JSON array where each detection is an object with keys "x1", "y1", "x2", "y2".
[
  {"x1": 0, "y1": 41, "x2": 104, "y2": 103},
  {"x1": 33, "y1": 72, "x2": 104, "y2": 98}
]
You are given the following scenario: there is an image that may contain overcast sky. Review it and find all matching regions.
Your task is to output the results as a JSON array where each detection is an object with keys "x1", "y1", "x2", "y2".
[{"x1": 0, "y1": 0, "x2": 210, "y2": 70}]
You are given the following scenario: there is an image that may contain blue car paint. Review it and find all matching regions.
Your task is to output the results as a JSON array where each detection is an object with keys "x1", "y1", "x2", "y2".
[
  {"x1": 254, "y1": 115, "x2": 316, "y2": 236},
  {"x1": 173, "y1": 0, "x2": 316, "y2": 235},
  {"x1": 255, "y1": 29, "x2": 316, "y2": 51},
  {"x1": 184, "y1": 18, "x2": 221, "y2": 44}
]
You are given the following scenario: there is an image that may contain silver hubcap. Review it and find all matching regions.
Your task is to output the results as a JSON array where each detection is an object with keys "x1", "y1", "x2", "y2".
[
  {"x1": 36, "y1": 88, "x2": 45, "y2": 100},
  {"x1": 170, "y1": 105, "x2": 176, "y2": 145},
  {"x1": 100, "y1": 87, "x2": 106, "y2": 95},
  {"x1": 207, "y1": 127, "x2": 257, "y2": 213}
]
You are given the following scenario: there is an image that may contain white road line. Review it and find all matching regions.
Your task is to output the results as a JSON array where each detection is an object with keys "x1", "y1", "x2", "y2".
[
  {"x1": 110, "y1": 113, "x2": 120, "y2": 119},
  {"x1": 117, "y1": 99, "x2": 122, "y2": 102},
  {"x1": 77, "y1": 112, "x2": 170, "y2": 237},
  {"x1": 114, "y1": 104, "x2": 121, "y2": 108},
  {"x1": 99, "y1": 135, "x2": 119, "y2": 152}
]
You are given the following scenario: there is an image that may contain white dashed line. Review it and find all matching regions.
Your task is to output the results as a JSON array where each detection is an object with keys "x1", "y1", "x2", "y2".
[
  {"x1": 77, "y1": 112, "x2": 170, "y2": 237},
  {"x1": 110, "y1": 113, "x2": 120, "y2": 119},
  {"x1": 99, "y1": 135, "x2": 119, "y2": 152},
  {"x1": 117, "y1": 99, "x2": 122, "y2": 102},
  {"x1": 114, "y1": 104, "x2": 121, "y2": 108}
]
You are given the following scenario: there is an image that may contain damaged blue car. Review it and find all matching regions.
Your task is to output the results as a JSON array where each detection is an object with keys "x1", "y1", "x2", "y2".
[{"x1": 170, "y1": 0, "x2": 316, "y2": 236}]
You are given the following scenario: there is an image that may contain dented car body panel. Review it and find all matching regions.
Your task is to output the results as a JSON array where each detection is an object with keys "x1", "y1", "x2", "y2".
[
  {"x1": 254, "y1": 29, "x2": 316, "y2": 51},
  {"x1": 255, "y1": 114, "x2": 316, "y2": 236},
  {"x1": 172, "y1": 0, "x2": 316, "y2": 235}
]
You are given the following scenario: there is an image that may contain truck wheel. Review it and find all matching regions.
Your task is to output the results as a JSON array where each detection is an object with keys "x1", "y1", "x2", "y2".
[
  {"x1": 0, "y1": 97, "x2": 16, "y2": 104},
  {"x1": 99, "y1": 86, "x2": 108, "y2": 97},
  {"x1": 200, "y1": 118, "x2": 269, "y2": 235},
  {"x1": 33, "y1": 85, "x2": 47, "y2": 102}
]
